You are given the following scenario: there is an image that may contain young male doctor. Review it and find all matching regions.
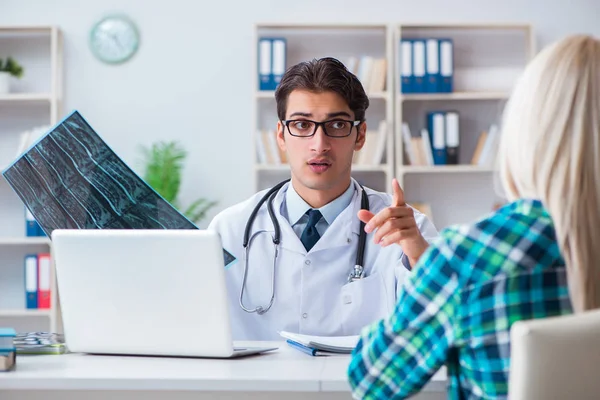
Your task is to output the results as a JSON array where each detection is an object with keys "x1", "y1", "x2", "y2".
[{"x1": 208, "y1": 57, "x2": 438, "y2": 340}]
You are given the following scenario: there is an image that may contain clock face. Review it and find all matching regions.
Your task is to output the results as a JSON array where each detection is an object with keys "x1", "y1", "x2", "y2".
[{"x1": 90, "y1": 15, "x2": 140, "y2": 64}]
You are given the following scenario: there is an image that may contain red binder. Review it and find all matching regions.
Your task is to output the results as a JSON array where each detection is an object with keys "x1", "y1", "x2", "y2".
[{"x1": 37, "y1": 253, "x2": 51, "y2": 309}]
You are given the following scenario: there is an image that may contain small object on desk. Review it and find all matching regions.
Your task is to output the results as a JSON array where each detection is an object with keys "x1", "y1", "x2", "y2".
[
  {"x1": 279, "y1": 331, "x2": 359, "y2": 354},
  {"x1": 14, "y1": 332, "x2": 67, "y2": 355},
  {"x1": 0, "y1": 328, "x2": 16, "y2": 349},
  {"x1": 0, "y1": 351, "x2": 16, "y2": 371},
  {"x1": 0, "y1": 328, "x2": 17, "y2": 371},
  {"x1": 287, "y1": 340, "x2": 329, "y2": 356},
  {"x1": 17, "y1": 343, "x2": 67, "y2": 355}
]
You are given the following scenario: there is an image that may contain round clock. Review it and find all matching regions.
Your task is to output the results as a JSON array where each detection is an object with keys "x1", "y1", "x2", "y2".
[{"x1": 90, "y1": 15, "x2": 140, "y2": 64}]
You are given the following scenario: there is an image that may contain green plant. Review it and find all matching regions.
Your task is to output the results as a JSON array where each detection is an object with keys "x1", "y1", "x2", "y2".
[
  {"x1": 139, "y1": 141, "x2": 217, "y2": 224},
  {"x1": 0, "y1": 57, "x2": 24, "y2": 78}
]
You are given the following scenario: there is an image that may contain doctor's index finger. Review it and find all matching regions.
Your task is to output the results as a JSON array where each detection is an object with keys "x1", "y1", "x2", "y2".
[{"x1": 392, "y1": 178, "x2": 405, "y2": 207}]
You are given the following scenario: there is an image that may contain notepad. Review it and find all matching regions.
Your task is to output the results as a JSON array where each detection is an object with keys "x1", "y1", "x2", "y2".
[{"x1": 279, "y1": 331, "x2": 359, "y2": 354}]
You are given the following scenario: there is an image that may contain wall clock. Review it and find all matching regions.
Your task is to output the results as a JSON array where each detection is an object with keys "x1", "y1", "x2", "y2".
[{"x1": 90, "y1": 14, "x2": 140, "y2": 64}]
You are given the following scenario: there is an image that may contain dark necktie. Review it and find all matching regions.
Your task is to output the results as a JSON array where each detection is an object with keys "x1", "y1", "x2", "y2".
[{"x1": 300, "y1": 209, "x2": 322, "y2": 251}]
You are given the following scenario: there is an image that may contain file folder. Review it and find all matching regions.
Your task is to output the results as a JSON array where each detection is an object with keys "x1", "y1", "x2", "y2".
[
  {"x1": 400, "y1": 39, "x2": 413, "y2": 93},
  {"x1": 25, "y1": 208, "x2": 42, "y2": 237},
  {"x1": 24, "y1": 254, "x2": 38, "y2": 309},
  {"x1": 271, "y1": 38, "x2": 286, "y2": 90},
  {"x1": 258, "y1": 38, "x2": 272, "y2": 91},
  {"x1": 37, "y1": 253, "x2": 52, "y2": 309},
  {"x1": 425, "y1": 39, "x2": 440, "y2": 93},
  {"x1": 445, "y1": 112, "x2": 460, "y2": 165},
  {"x1": 412, "y1": 40, "x2": 426, "y2": 93},
  {"x1": 440, "y1": 39, "x2": 454, "y2": 93},
  {"x1": 427, "y1": 112, "x2": 447, "y2": 165}
]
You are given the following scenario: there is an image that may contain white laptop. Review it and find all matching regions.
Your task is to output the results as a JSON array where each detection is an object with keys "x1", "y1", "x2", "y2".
[{"x1": 51, "y1": 229, "x2": 277, "y2": 358}]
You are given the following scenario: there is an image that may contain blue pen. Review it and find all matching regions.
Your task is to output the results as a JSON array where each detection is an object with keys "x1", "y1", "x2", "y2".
[{"x1": 286, "y1": 339, "x2": 317, "y2": 356}]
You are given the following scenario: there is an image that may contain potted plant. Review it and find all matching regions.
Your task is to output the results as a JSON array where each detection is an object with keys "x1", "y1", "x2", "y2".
[
  {"x1": 0, "y1": 57, "x2": 24, "y2": 94},
  {"x1": 139, "y1": 140, "x2": 217, "y2": 224}
]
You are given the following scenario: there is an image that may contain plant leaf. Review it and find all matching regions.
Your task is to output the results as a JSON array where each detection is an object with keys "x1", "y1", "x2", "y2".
[
  {"x1": 140, "y1": 140, "x2": 216, "y2": 223},
  {"x1": 141, "y1": 141, "x2": 186, "y2": 202},
  {"x1": 184, "y1": 198, "x2": 218, "y2": 224}
]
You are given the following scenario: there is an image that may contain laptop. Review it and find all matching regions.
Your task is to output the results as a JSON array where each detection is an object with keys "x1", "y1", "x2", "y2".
[{"x1": 51, "y1": 229, "x2": 277, "y2": 358}]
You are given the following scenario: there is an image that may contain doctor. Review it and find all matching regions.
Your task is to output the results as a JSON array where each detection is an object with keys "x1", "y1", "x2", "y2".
[{"x1": 208, "y1": 57, "x2": 438, "y2": 340}]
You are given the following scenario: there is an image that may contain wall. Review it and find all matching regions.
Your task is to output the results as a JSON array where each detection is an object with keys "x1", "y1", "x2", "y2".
[{"x1": 0, "y1": 0, "x2": 598, "y2": 227}]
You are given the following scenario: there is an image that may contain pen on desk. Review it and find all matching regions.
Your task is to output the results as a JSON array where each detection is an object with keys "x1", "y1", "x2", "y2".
[{"x1": 286, "y1": 339, "x2": 317, "y2": 356}]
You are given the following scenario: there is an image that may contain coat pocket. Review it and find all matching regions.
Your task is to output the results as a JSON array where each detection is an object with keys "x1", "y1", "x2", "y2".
[{"x1": 339, "y1": 272, "x2": 390, "y2": 336}]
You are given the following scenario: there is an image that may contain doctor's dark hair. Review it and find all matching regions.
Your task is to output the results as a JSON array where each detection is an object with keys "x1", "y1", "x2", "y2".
[{"x1": 274, "y1": 57, "x2": 370, "y2": 122}]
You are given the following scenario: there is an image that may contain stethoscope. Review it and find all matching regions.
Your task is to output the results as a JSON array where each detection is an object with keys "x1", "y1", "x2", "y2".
[{"x1": 239, "y1": 179, "x2": 370, "y2": 315}]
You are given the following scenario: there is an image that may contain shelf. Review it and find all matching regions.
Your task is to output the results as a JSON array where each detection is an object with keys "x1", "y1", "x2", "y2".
[
  {"x1": 0, "y1": 309, "x2": 51, "y2": 317},
  {"x1": 0, "y1": 237, "x2": 51, "y2": 246},
  {"x1": 401, "y1": 165, "x2": 496, "y2": 174},
  {"x1": 256, "y1": 165, "x2": 289, "y2": 171},
  {"x1": 256, "y1": 164, "x2": 389, "y2": 172},
  {"x1": 0, "y1": 26, "x2": 55, "y2": 33},
  {"x1": 256, "y1": 91, "x2": 390, "y2": 100},
  {"x1": 257, "y1": 23, "x2": 388, "y2": 30},
  {"x1": 400, "y1": 92, "x2": 509, "y2": 102},
  {"x1": 256, "y1": 91, "x2": 275, "y2": 99},
  {"x1": 353, "y1": 165, "x2": 390, "y2": 172},
  {"x1": 366, "y1": 92, "x2": 390, "y2": 100},
  {"x1": 399, "y1": 23, "x2": 531, "y2": 30},
  {"x1": 0, "y1": 93, "x2": 53, "y2": 102}
]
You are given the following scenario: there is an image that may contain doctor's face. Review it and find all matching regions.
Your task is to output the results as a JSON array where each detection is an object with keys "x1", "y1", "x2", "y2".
[{"x1": 276, "y1": 90, "x2": 366, "y2": 204}]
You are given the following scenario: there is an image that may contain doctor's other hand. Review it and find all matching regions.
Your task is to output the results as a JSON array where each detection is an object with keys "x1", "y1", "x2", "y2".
[{"x1": 357, "y1": 178, "x2": 429, "y2": 267}]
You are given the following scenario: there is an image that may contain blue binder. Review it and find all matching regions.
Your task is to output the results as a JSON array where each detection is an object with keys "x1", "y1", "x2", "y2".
[
  {"x1": 425, "y1": 38, "x2": 440, "y2": 93},
  {"x1": 25, "y1": 208, "x2": 40, "y2": 237},
  {"x1": 24, "y1": 254, "x2": 38, "y2": 309},
  {"x1": 412, "y1": 39, "x2": 426, "y2": 93},
  {"x1": 258, "y1": 38, "x2": 272, "y2": 91},
  {"x1": 439, "y1": 38, "x2": 454, "y2": 93},
  {"x1": 400, "y1": 39, "x2": 413, "y2": 93},
  {"x1": 271, "y1": 38, "x2": 287, "y2": 90},
  {"x1": 427, "y1": 112, "x2": 447, "y2": 165}
]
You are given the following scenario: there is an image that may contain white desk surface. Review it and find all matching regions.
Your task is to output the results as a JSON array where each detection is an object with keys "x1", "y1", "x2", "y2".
[{"x1": 0, "y1": 341, "x2": 447, "y2": 393}]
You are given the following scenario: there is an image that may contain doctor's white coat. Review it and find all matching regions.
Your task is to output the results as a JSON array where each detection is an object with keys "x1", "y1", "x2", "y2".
[{"x1": 208, "y1": 179, "x2": 439, "y2": 340}]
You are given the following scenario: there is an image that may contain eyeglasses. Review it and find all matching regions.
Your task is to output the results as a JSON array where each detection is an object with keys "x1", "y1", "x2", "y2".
[{"x1": 282, "y1": 119, "x2": 362, "y2": 138}]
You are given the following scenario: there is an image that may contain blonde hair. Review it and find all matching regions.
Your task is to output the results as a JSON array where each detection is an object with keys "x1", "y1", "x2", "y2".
[{"x1": 498, "y1": 35, "x2": 600, "y2": 312}]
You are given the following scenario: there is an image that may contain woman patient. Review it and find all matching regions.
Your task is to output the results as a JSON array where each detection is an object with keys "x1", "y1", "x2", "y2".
[{"x1": 348, "y1": 34, "x2": 600, "y2": 399}]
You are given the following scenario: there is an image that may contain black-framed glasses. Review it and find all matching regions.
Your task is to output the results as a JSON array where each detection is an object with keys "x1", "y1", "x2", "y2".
[{"x1": 282, "y1": 119, "x2": 362, "y2": 138}]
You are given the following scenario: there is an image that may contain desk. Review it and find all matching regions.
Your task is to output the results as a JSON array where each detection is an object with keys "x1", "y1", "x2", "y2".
[{"x1": 0, "y1": 341, "x2": 447, "y2": 400}]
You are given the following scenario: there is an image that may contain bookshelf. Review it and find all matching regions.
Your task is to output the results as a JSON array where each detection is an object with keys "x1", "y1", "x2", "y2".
[
  {"x1": 253, "y1": 23, "x2": 395, "y2": 193},
  {"x1": 395, "y1": 23, "x2": 535, "y2": 229},
  {"x1": 252, "y1": 23, "x2": 535, "y2": 231},
  {"x1": 0, "y1": 26, "x2": 63, "y2": 333}
]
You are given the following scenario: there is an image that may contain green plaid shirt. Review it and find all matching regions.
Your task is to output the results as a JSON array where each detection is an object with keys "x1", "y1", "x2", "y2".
[{"x1": 347, "y1": 199, "x2": 572, "y2": 399}]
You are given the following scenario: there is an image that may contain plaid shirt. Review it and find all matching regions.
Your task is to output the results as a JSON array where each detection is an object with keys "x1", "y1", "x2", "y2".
[{"x1": 347, "y1": 199, "x2": 572, "y2": 399}]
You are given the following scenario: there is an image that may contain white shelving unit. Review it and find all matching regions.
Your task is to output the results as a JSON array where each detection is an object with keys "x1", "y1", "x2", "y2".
[
  {"x1": 0, "y1": 26, "x2": 63, "y2": 333},
  {"x1": 394, "y1": 23, "x2": 535, "y2": 229},
  {"x1": 253, "y1": 24, "x2": 395, "y2": 194}
]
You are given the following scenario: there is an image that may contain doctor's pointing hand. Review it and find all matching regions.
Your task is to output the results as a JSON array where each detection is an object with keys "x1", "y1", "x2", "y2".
[{"x1": 357, "y1": 178, "x2": 430, "y2": 268}]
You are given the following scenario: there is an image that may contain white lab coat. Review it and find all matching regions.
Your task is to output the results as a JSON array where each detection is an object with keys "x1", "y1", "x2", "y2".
[{"x1": 208, "y1": 179, "x2": 439, "y2": 340}]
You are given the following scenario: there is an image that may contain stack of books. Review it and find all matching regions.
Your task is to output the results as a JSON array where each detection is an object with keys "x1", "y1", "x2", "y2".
[
  {"x1": 14, "y1": 332, "x2": 67, "y2": 355},
  {"x1": 0, "y1": 328, "x2": 16, "y2": 371}
]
